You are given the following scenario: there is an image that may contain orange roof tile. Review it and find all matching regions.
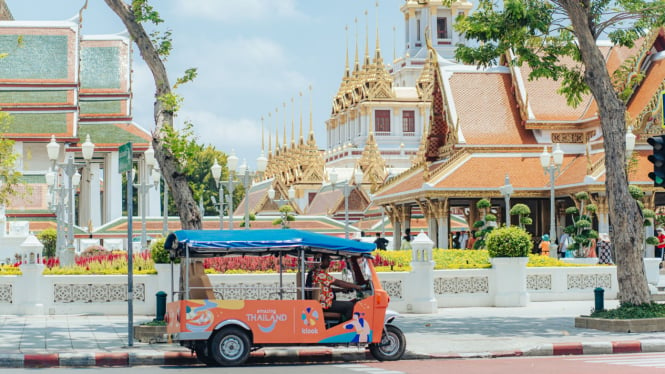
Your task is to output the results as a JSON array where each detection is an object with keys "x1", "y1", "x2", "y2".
[
  {"x1": 450, "y1": 73, "x2": 536, "y2": 145},
  {"x1": 627, "y1": 58, "x2": 665, "y2": 119}
]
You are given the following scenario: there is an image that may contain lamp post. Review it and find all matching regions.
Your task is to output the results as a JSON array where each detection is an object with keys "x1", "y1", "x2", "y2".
[
  {"x1": 132, "y1": 143, "x2": 158, "y2": 251},
  {"x1": 329, "y1": 168, "x2": 363, "y2": 239},
  {"x1": 46, "y1": 134, "x2": 94, "y2": 261},
  {"x1": 236, "y1": 154, "x2": 268, "y2": 230},
  {"x1": 268, "y1": 185, "x2": 295, "y2": 228},
  {"x1": 498, "y1": 174, "x2": 514, "y2": 227},
  {"x1": 540, "y1": 144, "x2": 564, "y2": 255},
  {"x1": 210, "y1": 159, "x2": 227, "y2": 230}
]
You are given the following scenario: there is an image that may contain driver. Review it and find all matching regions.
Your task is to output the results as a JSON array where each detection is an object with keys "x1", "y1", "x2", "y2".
[{"x1": 311, "y1": 254, "x2": 364, "y2": 321}]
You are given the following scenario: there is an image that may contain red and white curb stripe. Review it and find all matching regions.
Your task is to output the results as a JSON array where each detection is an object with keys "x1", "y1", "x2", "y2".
[{"x1": 1, "y1": 340, "x2": 664, "y2": 367}]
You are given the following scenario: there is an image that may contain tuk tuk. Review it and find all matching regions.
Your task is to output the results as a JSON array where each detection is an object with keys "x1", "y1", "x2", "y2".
[{"x1": 163, "y1": 229, "x2": 406, "y2": 366}]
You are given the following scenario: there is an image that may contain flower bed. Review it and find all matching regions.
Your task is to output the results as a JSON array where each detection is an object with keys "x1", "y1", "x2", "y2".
[{"x1": 0, "y1": 249, "x2": 593, "y2": 276}]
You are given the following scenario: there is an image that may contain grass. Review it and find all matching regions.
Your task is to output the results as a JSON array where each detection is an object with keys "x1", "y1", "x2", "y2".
[{"x1": 590, "y1": 302, "x2": 665, "y2": 319}]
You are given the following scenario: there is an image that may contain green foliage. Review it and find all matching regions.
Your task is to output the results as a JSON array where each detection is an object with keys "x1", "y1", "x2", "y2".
[
  {"x1": 131, "y1": 0, "x2": 163, "y2": 24},
  {"x1": 629, "y1": 184, "x2": 645, "y2": 200},
  {"x1": 174, "y1": 68, "x2": 198, "y2": 89},
  {"x1": 272, "y1": 205, "x2": 296, "y2": 229},
  {"x1": 149, "y1": 237, "x2": 170, "y2": 264},
  {"x1": 590, "y1": 302, "x2": 665, "y2": 319},
  {"x1": 485, "y1": 226, "x2": 532, "y2": 257},
  {"x1": 37, "y1": 228, "x2": 57, "y2": 258},
  {"x1": 239, "y1": 212, "x2": 256, "y2": 228},
  {"x1": 0, "y1": 114, "x2": 24, "y2": 207},
  {"x1": 484, "y1": 213, "x2": 497, "y2": 222},
  {"x1": 161, "y1": 121, "x2": 198, "y2": 171},
  {"x1": 510, "y1": 203, "x2": 532, "y2": 230},
  {"x1": 157, "y1": 92, "x2": 183, "y2": 113},
  {"x1": 563, "y1": 193, "x2": 599, "y2": 256},
  {"x1": 476, "y1": 199, "x2": 491, "y2": 209},
  {"x1": 646, "y1": 236, "x2": 660, "y2": 245}
]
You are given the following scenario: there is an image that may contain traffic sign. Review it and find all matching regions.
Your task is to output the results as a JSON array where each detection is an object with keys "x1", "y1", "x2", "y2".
[{"x1": 118, "y1": 142, "x2": 132, "y2": 173}]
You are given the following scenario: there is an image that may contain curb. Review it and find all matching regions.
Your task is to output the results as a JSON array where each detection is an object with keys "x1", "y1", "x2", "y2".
[{"x1": 3, "y1": 339, "x2": 665, "y2": 368}]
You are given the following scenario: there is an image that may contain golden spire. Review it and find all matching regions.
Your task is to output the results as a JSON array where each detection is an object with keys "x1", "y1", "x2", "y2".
[
  {"x1": 267, "y1": 112, "x2": 272, "y2": 156},
  {"x1": 261, "y1": 115, "x2": 265, "y2": 153},
  {"x1": 274, "y1": 107, "x2": 280, "y2": 153},
  {"x1": 364, "y1": 9, "x2": 371, "y2": 69},
  {"x1": 299, "y1": 91, "x2": 304, "y2": 145},
  {"x1": 291, "y1": 96, "x2": 295, "y2": 148},
  {"x1": 374, "y1": 1, "x2": 382, "y2": 64},
  {"x1": 309, "y1": 85, "x2": 314, "y2": 136},
  {"x1": 354, "y1": 17, "x2": 360, "y2": 74},
  {"x1": 282, "y1": 101, "x2": 287, "y2": 151}
]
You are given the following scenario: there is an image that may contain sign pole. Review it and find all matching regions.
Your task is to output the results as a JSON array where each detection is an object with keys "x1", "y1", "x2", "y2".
[{"x1": 119, "y1": 142, "x2": 134, "y2": 347}]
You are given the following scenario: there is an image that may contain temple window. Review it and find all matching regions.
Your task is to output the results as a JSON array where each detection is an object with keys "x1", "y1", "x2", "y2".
[
  {"x1": 402, "y1": 110, "x2": 415, "y2": 135},
  {"x1": 416, "y1": 19, "x2": 421, "y2": 41},
  {"x1": 375, "y1": 110, "x2": 391, "y2": 135},
  {"x1": 437, "y1": 17, "x2": 448, "y2": 39}
]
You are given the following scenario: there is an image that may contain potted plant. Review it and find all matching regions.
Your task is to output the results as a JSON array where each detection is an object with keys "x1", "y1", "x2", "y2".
[
  {"x1": 472, "y1": 199, "x2": 495, "y2": 249},
  {"x1": 563, "y1": 192, "x2": 599, "y2": 258},
  {"x1": 485, "y1": 226, "x2": 532, "y2": 307},
  {"x1": 509, "y1": 203, "x2": 532, "y2": 230}
]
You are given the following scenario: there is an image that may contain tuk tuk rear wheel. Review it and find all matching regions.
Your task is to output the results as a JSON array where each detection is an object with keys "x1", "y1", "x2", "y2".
[
  {"x1": 369, "y1": 324, "x2": 406, "y2": 361},
  {"x1": 210, "y1": 327, "x2": 251, "y2": 366},
  {"x1": 193, "y1": 341, "x2": 218, "y2": 366}
]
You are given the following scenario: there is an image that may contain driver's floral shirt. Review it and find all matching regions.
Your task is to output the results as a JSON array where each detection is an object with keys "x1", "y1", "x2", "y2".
[{"x1": 311, "y1": 268, "x2": 334, "y2": 308}]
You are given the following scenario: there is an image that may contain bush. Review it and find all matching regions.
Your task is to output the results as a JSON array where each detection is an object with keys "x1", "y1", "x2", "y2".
[
  {"x1": 150, "y1": 237, "x2": 170, "y2": 264},
  {"x1": 485, "y1": 226, "x2": 531, "y2": 257},
  {"x1": 37, "y1": 228, "x2": 57, "y2": 258}
]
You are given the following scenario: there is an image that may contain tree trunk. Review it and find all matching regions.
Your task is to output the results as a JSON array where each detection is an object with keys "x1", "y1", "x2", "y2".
[
  {"x1": 104, "y1": 0, "x2": 201, "y2": 231},
  {"x1": 560, "y1": 0, "x2": 650, "y2": 304}
]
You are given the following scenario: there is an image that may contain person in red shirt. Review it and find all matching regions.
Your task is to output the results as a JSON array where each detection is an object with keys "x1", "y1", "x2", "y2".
[
  {"x1": 311, "y1": 254, "x2": 364, "y2": 321},
  {"x1": 657, "y1": 228, "x2": 665, "y2": 260}
]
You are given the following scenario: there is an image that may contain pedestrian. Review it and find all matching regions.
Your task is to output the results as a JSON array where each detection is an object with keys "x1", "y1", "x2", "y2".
[
  {"x1": 657, "y1": 228, "x2": 665, "y2": 261},
  {"x1": 558, "y1": 233, "x2": 571, "y2": 259},
  {"x1": 374, "y1": 232, "x2": 389, "y2": 250},
  {"x1": 401, "y1": 229, "x2": 412, "y2": 250},
  {"x1": 597, "y1": 233, "x2": 612, "y2": 264},
  {"x1": 459, "y1": 231, "x2": 469, "y2": 250},
  {"x1": 539, "y1": 234, "x2": 550, "y2": 257},
  {"x1": 466, "y1": 231, "x2": 476, "y2": 249},
  {"x1": 452, "y1": 232, "x2": 460, "y2": 249}
]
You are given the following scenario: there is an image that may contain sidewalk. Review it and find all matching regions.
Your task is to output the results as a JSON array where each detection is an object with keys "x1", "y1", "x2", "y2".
[{"x1": 1, "y1": 299, "x2": 665, "y2": 367}]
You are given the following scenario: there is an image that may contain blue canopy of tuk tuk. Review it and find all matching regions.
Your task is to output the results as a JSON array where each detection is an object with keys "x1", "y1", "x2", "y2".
[{"x1": 165, "y1": 229, "x2": 376, "y2": 257}]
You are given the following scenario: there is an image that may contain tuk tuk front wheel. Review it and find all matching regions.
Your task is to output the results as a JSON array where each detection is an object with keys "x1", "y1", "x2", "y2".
[
  {"x1": 210, "y1": 327, "x2": 251, "y2": 366},
  {"x1": 369, "y1": 324, "x2": 406, "y2": 361}
]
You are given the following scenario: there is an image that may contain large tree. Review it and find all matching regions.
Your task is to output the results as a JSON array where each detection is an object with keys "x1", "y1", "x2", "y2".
[
  {"x1": 449, "y1": 0, "x2": 665, "y2": 304},
  {"x1": 0, "y1": 113, "x2": 22, "y2": 207},
  {"x1": 104, "y1": 0, "x2": 202, "y2": 230}
]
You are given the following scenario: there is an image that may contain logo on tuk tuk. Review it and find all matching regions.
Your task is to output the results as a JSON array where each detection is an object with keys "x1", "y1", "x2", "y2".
[
  {"x1": 247, "y1": 309, "x2": 288, "y2": 333},
  {"x1": 301, "y1": 307, "x2": 319, "y2": 327}
]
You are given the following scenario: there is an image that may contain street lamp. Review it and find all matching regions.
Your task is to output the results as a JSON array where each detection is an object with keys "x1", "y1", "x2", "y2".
[
  {"x1": 46, "y1": 134, "x2": 94, "y2": 263},
  {"x1": 236, "y1": 154, "x2": 268, "y2": 230},
  {"x1": 210, "y1": 159, "x2": 228, "y2": 230},
  {"x1": 540, "y1": 143, "x2": 564, "y2": 255},
  {"x1": 329, "y1": 168, "x2": 363, "y2": 239},
  {"x1": 268, "y1": 185, "x2": 295, "y2": 228},
  {"x1": 132, "y1": 143, "x2": 158, "y2": 251},
  {"x1": 498, "y1": 174, "x2": 514, "y2": 227}
]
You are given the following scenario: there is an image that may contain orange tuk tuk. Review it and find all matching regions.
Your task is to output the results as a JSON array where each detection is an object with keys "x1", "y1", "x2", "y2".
[{"x1": 163, "y1": 229, "x2": 406, "y2": 366}]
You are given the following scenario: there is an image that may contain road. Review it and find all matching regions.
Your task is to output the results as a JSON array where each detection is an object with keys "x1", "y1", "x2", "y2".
[{"x1": 3, "y1": 354, "x2": 665, "y2": 373}]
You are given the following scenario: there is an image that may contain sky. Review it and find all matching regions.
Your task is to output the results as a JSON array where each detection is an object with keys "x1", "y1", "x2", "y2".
[{"x1": 6, "y1": 0, "x2": 406, "y2": 169}]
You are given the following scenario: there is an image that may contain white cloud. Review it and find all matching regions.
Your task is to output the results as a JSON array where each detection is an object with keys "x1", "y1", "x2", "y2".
[
  {"x1": 173, "y1": 0, "x2": 304, "y2": 23},
  {"x1": 176, "y1": 110, "x2": 264, "y2": 164},
  {"x1": 172, "y1": 36, "x2": 308, "y2": 103}
]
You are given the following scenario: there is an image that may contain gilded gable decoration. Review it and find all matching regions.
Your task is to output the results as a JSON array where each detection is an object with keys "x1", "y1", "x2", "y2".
[
  {"x1": 551, "y1": 131, "x2": 595, "y2": 144},
  {"x1": 357, "y1": 131, "x2": 387, "y2": 192}
]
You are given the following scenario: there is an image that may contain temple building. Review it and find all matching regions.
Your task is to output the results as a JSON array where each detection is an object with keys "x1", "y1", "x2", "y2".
[
  {"x1": 254, "y1": 0, "x2": 665, "y2": 251},
  {"x1": 0, "y1": 1, "x2": 159, "y2": 250}
]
